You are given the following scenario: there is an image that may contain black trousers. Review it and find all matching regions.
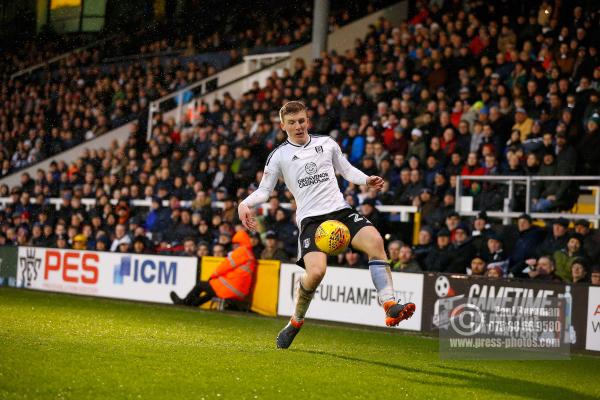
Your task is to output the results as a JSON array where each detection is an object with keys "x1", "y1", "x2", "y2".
[{"x1": 183, "y1": 281, "x2": 216, "y2": 307}]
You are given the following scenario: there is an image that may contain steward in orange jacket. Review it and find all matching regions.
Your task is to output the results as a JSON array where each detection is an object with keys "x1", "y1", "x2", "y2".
[
  {"x1": 170, "y1": 230, "x2": 257, "y2": 307},
  {"x1": 209, "y1": 230, "x2": 256, "y2": 300}
]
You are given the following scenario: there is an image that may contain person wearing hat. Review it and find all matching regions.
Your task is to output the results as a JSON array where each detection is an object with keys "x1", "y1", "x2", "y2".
[
  {"x1": 261, "y1": 230, "x2": 288, "y2": 262},
  {"x1": 446, "y1": 223, "x2": 476, "y2": 274},
  {"x1": 406, "y1": 128, "x2": 426, "y2": 163},
  {"x1": 512, "y1": 107, "x2": 534, "y2": 142},
  {"x1": 170, "y1": 229, "x2": 256, "y2": 308},
  {"x1": 414, "y1": 187, "x2": 439, "y2": 226},
  {"x1": 531, "y1": 149, "x2": 574, "y2": 212},
  {"x1": 509, "y1": 213, "x2": 545, "y2": 277},
  {"x1": 482, "y1": 231, "x2": 506, "y2": 264},
  {"x1": 72, "y1": 234, "x2": 88, "y2": 250},
  {"x1": 471, "y1": 211, "x2": 493, "y2": 253},
  {"x1": 536, "y1": 218, "x2": 570, "y2": 257},
  {"x1": 424, "y1": 228, "x2": 452, "y2": 272},
  {"x1": 570, "y1": 258, "x2": 589, "y2": 284},
  {"x1": 360, "y1": 198, "x2": 385, "y2": 233},
  {"x1": 485, "y1": 261, "x2": 506, "y2": 278},
  {"x1": 95, "y1": 234, "x2": 111, "y2": 251},
  {"x1": 131, "y1": 235, "x2": 147, "y2": 254},
  {"x1": 145, "y1": 196, "x2": 170, "y2": 235},
  {"x1": 467, "y1": 254, "x2": 487, "y2": 276},
  {"x1": 413, "y1": 226, "x2": 434, "y2": 268},
  {"x1": 574, "y1": 218, "x2": 600, "y2": 261},
  {"x1": 341, "y1": 122, "x2": 366, "y2": 165},
  {"x1": 576, "y1": 113, "x2": 600, "y2": 175},
  {"x1": 553, "y1": 233, "x2": 586, "y2": 282}
]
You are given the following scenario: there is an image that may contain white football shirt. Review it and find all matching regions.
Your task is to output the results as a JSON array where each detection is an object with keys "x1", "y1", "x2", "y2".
[{"x1": 242, "y1": 135, "x2": 369, "y2": 227}]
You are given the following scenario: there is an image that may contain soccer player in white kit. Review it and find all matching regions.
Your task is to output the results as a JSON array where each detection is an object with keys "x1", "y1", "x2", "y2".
[{"x1": 238, "y1": 101, "x2": 416, "y2": 349}]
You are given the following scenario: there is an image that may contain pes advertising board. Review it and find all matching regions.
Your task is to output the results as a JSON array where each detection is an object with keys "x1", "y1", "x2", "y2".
[
  {"x1": 277, "y1": 263, "x2": 423, "y2": 331},
  {"x1": 16, "y1": 247, "x2": 198, "y2": 304}
]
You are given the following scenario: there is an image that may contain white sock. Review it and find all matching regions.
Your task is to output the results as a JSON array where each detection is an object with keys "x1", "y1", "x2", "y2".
[{"x1": 368, "y1": 259, "x2": 395, "y2": 305}]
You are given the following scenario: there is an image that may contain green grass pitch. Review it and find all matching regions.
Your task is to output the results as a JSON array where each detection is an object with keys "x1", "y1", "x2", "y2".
[{"x1": 1, "y1": 288, "x2": 599, "y2": 400}]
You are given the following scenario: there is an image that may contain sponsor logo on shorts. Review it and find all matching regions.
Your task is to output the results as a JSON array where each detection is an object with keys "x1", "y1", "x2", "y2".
[{"x1": 304, "y1": 238, "x2": 310, "y2": 248}]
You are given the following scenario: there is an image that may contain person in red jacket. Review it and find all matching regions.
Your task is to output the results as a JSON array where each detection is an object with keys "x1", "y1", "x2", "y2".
[{"x1": 170, "y1": 230, "x2": 256, "y2": 307}]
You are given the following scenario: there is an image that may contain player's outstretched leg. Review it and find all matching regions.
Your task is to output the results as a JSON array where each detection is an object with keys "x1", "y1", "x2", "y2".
[
  {"x1": 351, "y1": 226, "x2": 416, "y2": 326},
  {"x1": 276, "y1": 316, "x2": 304, "y2": 349},
  {"x1": 276, "y1": 252, "x2": 326, "y2": 349},
  {"x1": 383, "y1": 298, "x2": 416, "y2": 327}
]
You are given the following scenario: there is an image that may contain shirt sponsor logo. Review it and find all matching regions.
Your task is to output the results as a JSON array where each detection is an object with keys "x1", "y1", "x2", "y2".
[
  {"x1": 298, "y1": 172, "x2": 330, "y2": 188},
  {"x1": 305, "y1": 162, "x2": 318, "y2": 175}
]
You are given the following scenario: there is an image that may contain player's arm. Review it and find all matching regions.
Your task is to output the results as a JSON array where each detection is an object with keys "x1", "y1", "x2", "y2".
[
  {"x1": 238, "y1": 153, "x2": 281, "y2": 231},
  {"x1": 331, "y1": 140, "x2": 384, "y2": 190}
]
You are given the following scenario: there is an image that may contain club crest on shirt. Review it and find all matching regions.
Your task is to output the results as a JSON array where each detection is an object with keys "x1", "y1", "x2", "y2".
[
  {"x1": 315, "y1": 145, "x2": 323, "y2": 154},
  {"x1": 305, "y1": 162, "x2": 318, "y2": 175}
]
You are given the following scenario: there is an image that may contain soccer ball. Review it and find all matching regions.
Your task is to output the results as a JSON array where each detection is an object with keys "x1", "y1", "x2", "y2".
[{"x1": 315, "y1": 220, "x2": 351, "y2": 256}]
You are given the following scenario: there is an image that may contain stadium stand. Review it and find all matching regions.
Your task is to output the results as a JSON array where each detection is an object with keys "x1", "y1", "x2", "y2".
[
  {"x1": 0, "y1": 0, "x2": 395, "y2": 177},
  {"x1": 1, "y1": 0, "x2": 600, "y2": 284}
]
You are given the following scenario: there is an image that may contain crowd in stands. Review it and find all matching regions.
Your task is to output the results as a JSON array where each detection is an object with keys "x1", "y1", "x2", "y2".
[
  {"x1": 1, "y1": 0, "x2": 600, "y2": 285},
  {"x1": 0, "y1": 0, "x2": 393, "y2": 177}
]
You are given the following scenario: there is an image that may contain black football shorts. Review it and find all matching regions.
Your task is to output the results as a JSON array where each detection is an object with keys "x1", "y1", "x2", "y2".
[{"x1": 296, "y1": 207, "x2": 372, "y2": 267}]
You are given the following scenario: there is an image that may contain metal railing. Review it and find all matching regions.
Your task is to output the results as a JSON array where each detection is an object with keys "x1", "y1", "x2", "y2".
[
  {"x1": 0, "y1": 196, "x2": 417, "y2": 222},
  {"x1": 455, "y1": 175, "x2": 600, "y2": 226},
  {"x1": 146, "y1": 52, "x2": 291, "y2": 140}
]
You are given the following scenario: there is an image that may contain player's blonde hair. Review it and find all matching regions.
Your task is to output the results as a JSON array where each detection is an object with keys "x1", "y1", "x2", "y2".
[{"x1": 279, "y1": 101, "x2": 306, "y2": 122}]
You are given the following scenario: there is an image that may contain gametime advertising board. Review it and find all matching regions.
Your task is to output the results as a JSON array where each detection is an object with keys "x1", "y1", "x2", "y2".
[
  {"x1": 278, "y1": 263, "x2": 423, "y2": 331},
  {"x1": 16, "y1": 247, "x2": 198, "y2": 304}
]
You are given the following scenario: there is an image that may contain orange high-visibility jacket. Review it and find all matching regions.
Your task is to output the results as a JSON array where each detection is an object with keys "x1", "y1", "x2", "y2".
[{"x1": 209, "y1": 245, "x2": 256, "y2": 300}]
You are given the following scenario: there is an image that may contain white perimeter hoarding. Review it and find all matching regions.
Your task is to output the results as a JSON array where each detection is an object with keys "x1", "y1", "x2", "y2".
[
  {"x1": 278, "y1": 263, "x2": 423, "y2": 331},
  {"x1": 16, "y1": 247, "x2": 198, "y2": 304},
  {"x1": 586, "y1": 286, "x2": 600, "y2": 351}
]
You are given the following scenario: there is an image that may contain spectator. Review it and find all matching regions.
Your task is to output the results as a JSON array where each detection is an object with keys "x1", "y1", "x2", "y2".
[
  {"x1": 553, "y1": 233, "x2": 586, "y2": 282},
  {"x1": 424, "y1": 228, "x2": 451, "y2": 272},
  {"x1": 591, "y1": 265, "x2": 600, "y2": 286},
  {"x1": 531, "y1": 151, "x2": 576, "y2": 212},
  {"x1": 537, "y1": 218, "x2": 570, "y2": 257},
  {"x1": 468, "y1": 255, "x2": 487, "y2": 276},
  {"x1": 571, "y1": 258, "x2": 589, "y2": 284},
  {"x1": 110, "y1": 224, "x2": 131, "y2": 252},
  {"x1": 574, "y1": 219, "x2": 600, "y2": 262},
  {"x1": 482, "y1": 231, "x2": 506, "y2": 264},
  {"x1": 446, "y1": 223, "x2": 476, "y2": 274},
  {"x1": 510, "y1": 214, "x2": 545, "y2": 276},
  {"x1": 387, "y1": 240, "x2": 402, "y2": 270},
  {"x1": 413, "y1": 226, "x2": 433, "y2": 268},
  {"x1": 525, "y1": 256, "x2": 563, "y2": 282},
  {"x1": 260, "y1": 231, "x2": 288, "y2": 262},
  {"x1": 342, "y1": 249, "x2": 367, "y2": 269},
  {"x1": 390, "y1": 245, "x2": 421, "y2": 273}
]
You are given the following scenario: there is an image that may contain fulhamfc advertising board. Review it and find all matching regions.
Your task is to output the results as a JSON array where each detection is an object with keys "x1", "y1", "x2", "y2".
[{"x1": 278, "y1": 263, "x2": 423, "y2": 331}]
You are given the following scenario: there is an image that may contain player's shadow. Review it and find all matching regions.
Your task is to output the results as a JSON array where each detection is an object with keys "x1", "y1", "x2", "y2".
[{"x1": 292, "y1": 349, "x2": 597, "y2": 400}]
